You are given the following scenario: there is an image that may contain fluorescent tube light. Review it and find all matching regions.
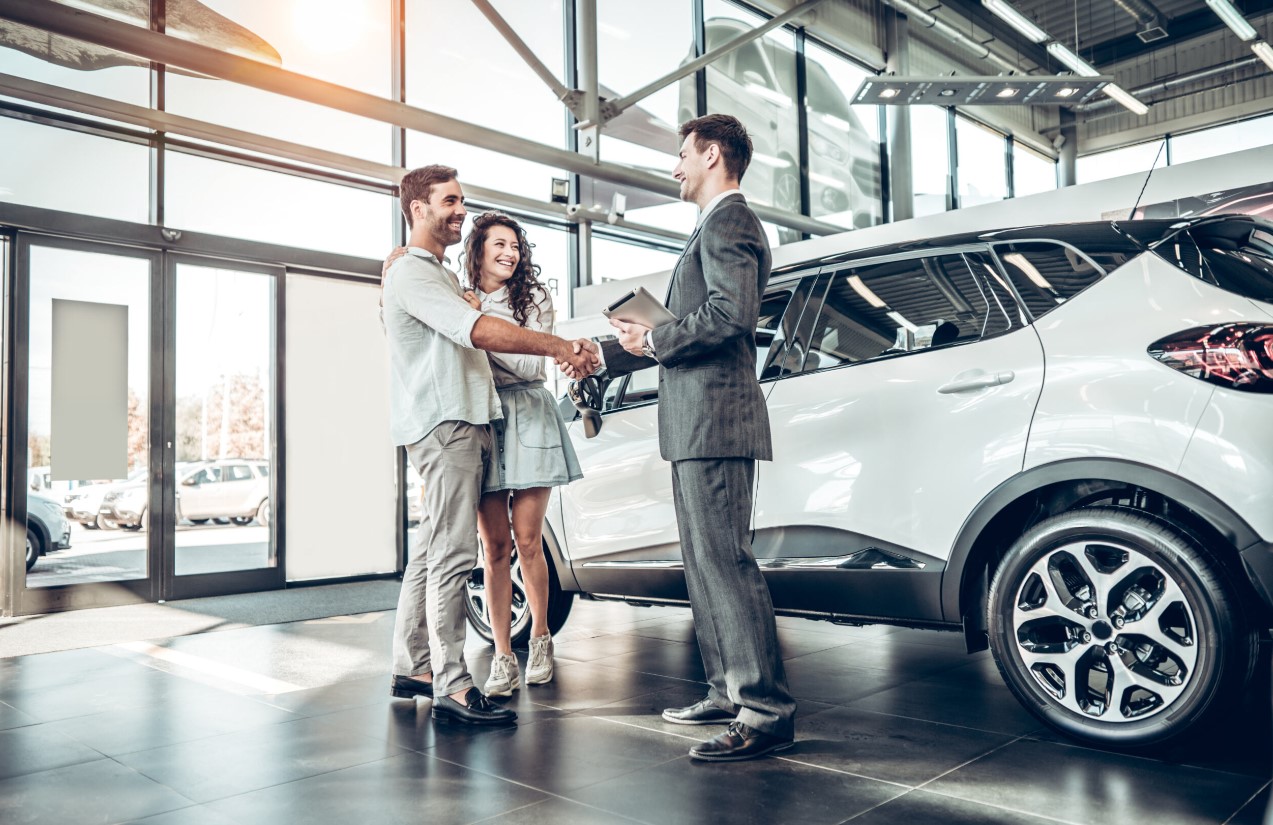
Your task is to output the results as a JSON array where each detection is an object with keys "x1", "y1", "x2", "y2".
[
  {"x1": 1253, "y1": 41, "x2": 1273, "y2": 72},
  {"x1": 1102, "y1": 82, "x2": 1150, "y2": 116},
  {"x1": 1206, "y1": 0, "x2": 1259, "y2": 41},
  {"x1": 848, "y1": 276, "x2": 886, "y2": 308},
  {"x1": 1046, "y1": 42, "x2": 1100, "y2": 76},
  {"x1": 982, "y1": 0, "x2": 1051, "y2": 44}
]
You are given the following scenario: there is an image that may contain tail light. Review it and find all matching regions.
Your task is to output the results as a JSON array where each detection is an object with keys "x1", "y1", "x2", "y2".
[{"x1": 1148, "y1": 323, "x2": 1273, "y2": 393}]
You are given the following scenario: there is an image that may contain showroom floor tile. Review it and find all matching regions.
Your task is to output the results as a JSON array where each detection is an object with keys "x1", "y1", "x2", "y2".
[{"x1": 0, "y1": 596, "x2": 1268, "y2": 825}]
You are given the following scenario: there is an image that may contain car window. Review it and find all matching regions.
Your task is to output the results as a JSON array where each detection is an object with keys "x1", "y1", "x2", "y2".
[
  {"x1": 620, "y1": 366, "x2": 660, "y2": 406},
  {"x1": 993, "y1": 241, "x2": 1106, "y2": 320},
  {"x1": 791, "y1": 253, "x2": 1005, "y2": 374},
  {"x1": 227, "y1": 464, "x2": 253, "y2": 481},
  {"x1": 963, "y1": 250, "x2": 1031, "y2": 333},
  {"x1": 255, "y1": 464, "x2": 270, "y2": 477},
  {"x1": 756, "y1": 286, "x2": 799, "y2": 381},
  {"x1": 188, "y1": 467, "x2": 220, "y2": 484}
]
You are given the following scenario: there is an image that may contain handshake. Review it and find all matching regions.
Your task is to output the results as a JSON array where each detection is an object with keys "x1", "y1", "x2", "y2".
[{"x1": 555, "y1": 338, "x2": 600, "y2": 380}]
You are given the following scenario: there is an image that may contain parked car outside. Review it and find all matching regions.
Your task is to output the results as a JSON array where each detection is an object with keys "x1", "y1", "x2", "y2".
[
  {"x1": 26, "y1": 490, "x2": 71, "y2": 571},
  {"x1": 172, "y1": 459, "x2": 270, "y2": 527},
  {"x1": 476, "y1": 214, "x2": 1273, "y2": 749},
  {"x1": 64, "y1": 470, "x2": 146, "y2": 529}
]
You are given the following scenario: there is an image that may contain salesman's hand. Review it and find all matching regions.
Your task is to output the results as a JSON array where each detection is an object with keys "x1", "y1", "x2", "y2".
[
  {"x1": 611, "y1": 319, "x2": 652, "y2": 357},
  {"x1": 557, "y1": 338, "x2": 600, "y2": 380}
]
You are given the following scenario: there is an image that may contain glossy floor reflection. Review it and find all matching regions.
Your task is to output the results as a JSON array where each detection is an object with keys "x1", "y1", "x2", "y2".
[{"x1": 0, "y1": 596, "x2": 1268, "y2": 825}]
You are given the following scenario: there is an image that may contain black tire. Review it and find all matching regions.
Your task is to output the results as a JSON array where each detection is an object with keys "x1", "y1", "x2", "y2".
[
  {"x1": 189, "y1": 518, "x2": 210, "y2": 525},
  {"x1": 231, "y1": 516, "x2": 253, "y2": 526},
  {"x1": 465, "y1": 536, "x2": 574, "y2": 648},
  {"x1": 255, "y1": 499, "x2": 270, "y2": 527},
  {"x1": 986, "y1": 507, "x2": 1256, "y2": 748},
  {"x1": 25, "y1": 526, "x2": 42, "y2": 571},
  {"x1": 95, "y1": 513, "x2": 117, "y2": 530}
]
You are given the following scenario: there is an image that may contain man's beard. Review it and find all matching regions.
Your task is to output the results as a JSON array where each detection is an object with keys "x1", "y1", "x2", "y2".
[{"x1": 430, "y1": 219, "x2": 462, "y2": 247}]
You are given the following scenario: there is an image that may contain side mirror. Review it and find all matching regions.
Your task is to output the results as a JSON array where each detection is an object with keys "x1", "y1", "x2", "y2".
[
  {"x1": 567, "y1": 376, "x2": 605, "y2": 439},
  {"x1": 182, "y1": 477, "x2": 197, "y2": 486}
]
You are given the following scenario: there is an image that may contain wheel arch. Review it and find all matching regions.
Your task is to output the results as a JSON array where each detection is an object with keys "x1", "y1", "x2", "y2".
[
  {"x1": 26, "y1": 516, "x2": 50, "y2": 557},
  {"x1": 944, "y1": 458, "x2": 1266, "y2": 635}
]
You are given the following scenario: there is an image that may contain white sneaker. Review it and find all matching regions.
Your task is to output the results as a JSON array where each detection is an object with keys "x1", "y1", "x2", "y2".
[
  {"x1": 526, "y1": 633, "x2": 554, "y2": 685},
  {"x1": 484, "y1": 652, "x2": 520, "y2": 697}
]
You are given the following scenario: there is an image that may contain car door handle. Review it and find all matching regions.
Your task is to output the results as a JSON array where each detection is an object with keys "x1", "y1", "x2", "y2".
[{"x1": 937, "y1": 369, "x2": 1016, "y2": 394}]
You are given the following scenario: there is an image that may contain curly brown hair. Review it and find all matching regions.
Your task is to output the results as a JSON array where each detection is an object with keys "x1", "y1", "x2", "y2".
[{"x1": 461, "y1": 211, "x2": 547, "y2": 328}]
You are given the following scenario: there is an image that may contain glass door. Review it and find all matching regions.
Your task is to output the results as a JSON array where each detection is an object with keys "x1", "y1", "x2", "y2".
[
  {"x1": 12, "y1": 235, "x2": 160, "y2": 613},
  {"x1": 7, "y1": 239, "x2": 284, "y2": 614},
  {"x1": 162, "y1": 254, "x2": 283, "y2": 600}
]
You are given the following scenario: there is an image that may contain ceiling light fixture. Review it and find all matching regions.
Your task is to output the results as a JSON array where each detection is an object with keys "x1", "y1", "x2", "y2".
[
  {"x1": 1102, "y1": 82, "x2": 1151, "y2": 115},
  {"x1": 1205, "y1": 0, "x2": 1259, "y2": 41},
  {"x1": 982, "y1": 0, "x2": 1051, "y2": 44},
  {"x1": 1253, "y1": 41, "x2": 1273, "y2": 71},
  {"x1": 1047, "y1": 43, "x2": 1148, "y2": 114},
  {"x1": 1055, "y1": 87, "x2": 1078, "y2": 97},
  {"x1": 996, "y1": 88, "x2": 1019, "y2": 98},
  {"x1": 879, "y1": 88, "x2": 900, "y2": 98},
  {"x1": 1046, "y1": 42, "x2": 1100, "y2": 76}
]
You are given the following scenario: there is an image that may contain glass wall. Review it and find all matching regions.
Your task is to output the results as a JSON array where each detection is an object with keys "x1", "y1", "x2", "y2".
[
  {"x1": 1171, "y1": 114, "x2": 1273, "y2": 165},
  {"x1": 704, "y1": 0, "x2": 801, "y2": 223},
  {"x1": 1077, "y1": 140, "x2": 1166, "y2": 184},
  {"x1": 956, "y1": 115, "x2": 1008, "y2": 208},
  {"x1": 805, "y1": 40, "x2": 883, "y2": 231},
  {"x1": 594, "y1": 0, "x2": 693, "y2": 232},
  {"x1": 164, "y1": 152, "x2": 394, "y2": 259},
  {"x1": 1014, "y1": 141, "x2": 1057, "y2": 197},
  {"x1": 0, "y1": 120, "x2": 149, "y2": 224},
  {"x1": 910, "y1": 106, "x2": 951, "y2": 218},
  {"x1": 166, "y1": 0, "x2": 392, "y2": 162}
]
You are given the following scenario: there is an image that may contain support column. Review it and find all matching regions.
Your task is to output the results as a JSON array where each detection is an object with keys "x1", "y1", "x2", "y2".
[
  {"x1": 1058, "y1": 108, "x2": 1078, "y2": 187},
  {"x1": 885, "y1": 9, "x2": 913, "y2": 222}
]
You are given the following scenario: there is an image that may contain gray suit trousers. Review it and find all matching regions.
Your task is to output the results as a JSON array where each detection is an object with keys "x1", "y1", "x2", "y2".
[
  {"x1": 671, "y1": 457, "x2": 796, "y2": 738},
  {"x1": 392, "y1": 420, "x2": 491, "y2": 697}
]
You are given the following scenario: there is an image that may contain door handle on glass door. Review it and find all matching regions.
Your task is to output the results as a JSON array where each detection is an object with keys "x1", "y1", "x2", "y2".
[{"x1": 937, "y1": 370, "x2": 1015, "y2": 394}]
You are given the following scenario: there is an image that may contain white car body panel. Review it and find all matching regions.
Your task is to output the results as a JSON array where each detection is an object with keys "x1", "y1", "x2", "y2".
[
  {"x1": 756, "y1": 325, "x2": 1044, "y2": 563},
  {"x1": 1022, "y1": 254, "x2": 1268, "y2": 474},
  {"x1": 558, "y1": 403, "x2": 675, "y2": 565}
]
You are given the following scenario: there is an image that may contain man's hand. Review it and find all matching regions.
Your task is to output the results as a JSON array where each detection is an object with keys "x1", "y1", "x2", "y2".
[
  {"x1": 611, "y1": 318, "x2": 652, "y2": 357},
  {"x1": 557, "y1": 338, "x2": 599, "y2": 380}
]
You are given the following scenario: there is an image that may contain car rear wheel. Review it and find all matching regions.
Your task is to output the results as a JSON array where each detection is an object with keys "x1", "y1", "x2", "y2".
[
  {"x1": 121, "y1": 508, "x2": 145, "y2": 532},
  {"x1": 25, "y1": 526, "x2": 42, "y2": 571},
  {"x1": 188, "y1": 518, "x2": 209, "y2": 525},
  {"x1": 231, "y1": 516, "x2": 253, "y2": 526},
  {"x1": 95, "y1": 513, "x2": 117, "y2": 530},
  {"x1": 987, "y1": 506, "x2": 1256, "y2": 747},
  {"x1": 255, "y1": 499, "x2": 270, "y2": 527},
  {"x1": 465, "y1": 538, "x2": 573, "y2": 648}
]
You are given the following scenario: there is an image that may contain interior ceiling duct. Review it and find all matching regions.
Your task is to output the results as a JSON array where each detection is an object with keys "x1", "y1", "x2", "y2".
[
  {"x1": 877, "y1": 0, "x2": 1023, "y2": 74},
  {"x1": 1111, "y1": 0, "x2": 1169, "y2": 43}
]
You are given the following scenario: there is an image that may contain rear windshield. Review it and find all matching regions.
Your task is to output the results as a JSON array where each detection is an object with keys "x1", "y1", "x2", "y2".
[{"x1": 1132, "y1": 217, "x2": 1273, "y2": 305}]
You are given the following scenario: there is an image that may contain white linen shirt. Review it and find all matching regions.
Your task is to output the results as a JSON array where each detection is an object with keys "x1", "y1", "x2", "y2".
[
  {"x1": 381, "y1": 247, "x2": 502, "y2": 446},
  {"x1": 475, "y1": 285, "x2": 555, "y2": 387}
]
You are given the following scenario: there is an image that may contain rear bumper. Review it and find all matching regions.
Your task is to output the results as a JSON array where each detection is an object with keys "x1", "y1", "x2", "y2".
[{"x1": 1240, "y1": 539, "x2": 1273, "y2": 613}]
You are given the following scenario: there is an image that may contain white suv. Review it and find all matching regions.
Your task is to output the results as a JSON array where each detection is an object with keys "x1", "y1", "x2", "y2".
[{"x1": 465, "y1": 214, "x2": 1273, "y2": 748}]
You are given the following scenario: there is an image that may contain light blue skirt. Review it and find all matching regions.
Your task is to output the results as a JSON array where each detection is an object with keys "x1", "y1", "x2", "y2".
[{"x1": 483, "y1": 381, "x2": 584, "y2": 493}]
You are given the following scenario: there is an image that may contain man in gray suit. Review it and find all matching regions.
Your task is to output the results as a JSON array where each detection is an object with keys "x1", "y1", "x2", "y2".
[{"x1": 588, "y1": 114, "x2": 796, "y2": 760}]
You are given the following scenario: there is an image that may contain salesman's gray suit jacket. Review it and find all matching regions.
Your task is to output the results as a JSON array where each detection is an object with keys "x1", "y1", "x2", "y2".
[{"x1": 602, "y1": 193, "x2": 773, "y2": 463}]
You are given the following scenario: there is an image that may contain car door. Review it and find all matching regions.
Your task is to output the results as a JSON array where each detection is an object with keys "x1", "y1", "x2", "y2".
[
  {"x1": 754, "y1": 249, "x2": 1045, "y2": 621},
  {"x1": 559, "y1": 282, "x2": 806, "y2": 600},
  {"x1": 219, "y1": 463, "x2": 257, "y2": 514},
  {"x1": 179, "y1": 466, "x2": 220, "y2": 520}
]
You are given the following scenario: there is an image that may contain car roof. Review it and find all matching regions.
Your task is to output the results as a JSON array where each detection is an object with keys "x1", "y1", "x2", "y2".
[{"x1": 769, "y1": 215, "x2": 1273, "y2": 281}]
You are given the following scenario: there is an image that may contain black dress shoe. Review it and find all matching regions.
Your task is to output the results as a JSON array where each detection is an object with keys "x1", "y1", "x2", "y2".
[
  {"x1": 432, "y1": 687, "x2": 518, "y2": 725},
  {"x1": 689, "y1": 722, "x2": 794, "y2": 762},
  {"x1": 661, "y1": 698, "x2": 736, "y2": 725},
  {"x1": 390, "y1": 675, "x2": 434, "y2": 700}
]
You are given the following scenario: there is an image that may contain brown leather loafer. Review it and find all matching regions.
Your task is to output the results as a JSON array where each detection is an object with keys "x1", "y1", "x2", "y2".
[
  {"x1": 661, "y1": 698, "x2": 736, "y2": 725},
  {"x1": 689, "y1": 722, "x2": 794, "y2": 762},
  {"x1": 390, "y1": 674, "x2": 434, "y2": 699}
]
